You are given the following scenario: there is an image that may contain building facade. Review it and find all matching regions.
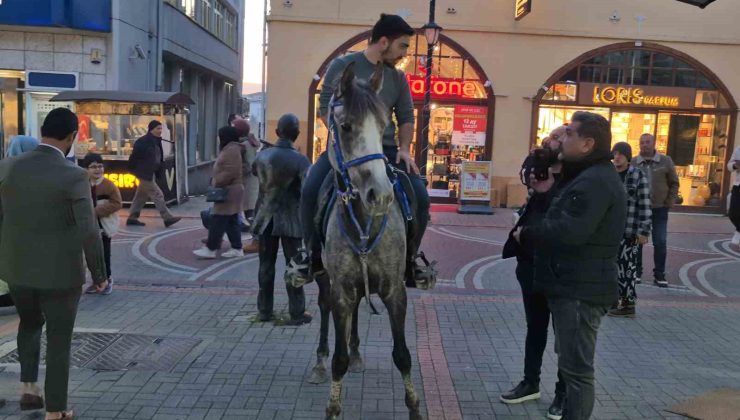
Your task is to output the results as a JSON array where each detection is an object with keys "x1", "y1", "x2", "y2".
[
  {"x1": 0, "y1": 0, "x2": 244, "y2": 194},
  {"x1": 265, "y1": 0, "x2": 740, "y2": 212}
]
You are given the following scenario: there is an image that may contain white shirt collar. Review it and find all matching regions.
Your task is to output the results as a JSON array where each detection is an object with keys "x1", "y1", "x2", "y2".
[{"x1": 38, "y1": 143, "x2": 66, "y2": 158}]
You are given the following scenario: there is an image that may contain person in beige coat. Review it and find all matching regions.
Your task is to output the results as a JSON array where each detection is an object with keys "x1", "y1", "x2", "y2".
[
  {"x1": 193, "y1": 126, "x2": 245, "y2": 259},
  {"x1": 232, "y1": 117, "x2": 260, "y2": 253}
]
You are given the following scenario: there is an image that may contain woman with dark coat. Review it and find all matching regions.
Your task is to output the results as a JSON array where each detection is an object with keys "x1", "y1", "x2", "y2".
[{"x1": 193, "y1": 126, "x2": 245, "y2": 259}]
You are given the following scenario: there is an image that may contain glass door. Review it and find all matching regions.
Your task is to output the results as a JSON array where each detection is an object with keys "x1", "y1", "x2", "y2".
[{"x1": 610, "y1": 111, "x2": 657, "y2": 153}]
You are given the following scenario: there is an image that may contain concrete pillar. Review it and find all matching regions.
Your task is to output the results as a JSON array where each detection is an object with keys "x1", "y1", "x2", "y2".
[
  {"x1": 186, "y1": 71, "x2": 199, "y2": 165},
  {"x1": 204, "y1": 76, "x2": 216, "y2": 161}
]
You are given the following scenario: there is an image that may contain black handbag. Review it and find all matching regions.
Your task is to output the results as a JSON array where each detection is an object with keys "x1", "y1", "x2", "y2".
[{"x1": 205, "y1": 186, "x2": 228, "y2": 203}]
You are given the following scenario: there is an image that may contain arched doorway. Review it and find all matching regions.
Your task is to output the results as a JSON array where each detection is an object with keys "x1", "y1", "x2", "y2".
[
  {"x1": 533, "y1": 42, "x2": 738, "y2": 210},
  {"x1": 308, "y1": 31, "x2": 495, "y2": 203}
]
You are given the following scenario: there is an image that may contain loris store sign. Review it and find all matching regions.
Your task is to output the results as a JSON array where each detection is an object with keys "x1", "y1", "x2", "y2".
[
  {"x1": 579, "y1": 83, "x2": 696, "y2": 108},
  {"x1": 406, "y1": 75, "x2": 486, "y2": 100}
]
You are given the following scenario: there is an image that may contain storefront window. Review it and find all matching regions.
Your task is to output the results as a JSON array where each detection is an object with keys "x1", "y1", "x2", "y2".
[
  {"x1": 537, "y1": 106, "x2": 609, "y2": 144},
  {"x1": 74, "y1": 102, "x2": 171, "y2": 161},
  {"x1": 537, "y1": 46, "x2": 734, "y2": 208},
  {"x1": 310, "y1": 34, "x2": 492, "y2": 202}
]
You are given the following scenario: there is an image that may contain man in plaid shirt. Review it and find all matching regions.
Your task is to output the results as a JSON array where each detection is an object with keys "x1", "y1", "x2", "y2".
[{"x1": 609, "y1": 142, "x2": 652, "y2": 317}]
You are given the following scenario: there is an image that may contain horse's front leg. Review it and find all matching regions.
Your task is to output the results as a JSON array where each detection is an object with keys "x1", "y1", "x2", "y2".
[
  {"x1": 308, "y1": 271, "x2": 331, "y2": 384},
  {"x1": 381, "y1": 288, "x2": 423, "y2": 420},
  {"x1": 348, "y1": 301, "x2": 364, "y2": 373},
  {"x1": 326, "y1": 294, "x2": 354, "y2": 420}
]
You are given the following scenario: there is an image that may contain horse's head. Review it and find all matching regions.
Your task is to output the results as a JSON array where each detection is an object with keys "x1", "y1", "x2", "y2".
[{"x1": 328, "y1": 61, "x2": 394, "y2": 216}]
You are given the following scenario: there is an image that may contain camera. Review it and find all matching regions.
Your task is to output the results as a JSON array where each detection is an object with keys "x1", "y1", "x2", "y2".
[{"x1": 519, "y1": 147, "x2": 559, "y2": 186}]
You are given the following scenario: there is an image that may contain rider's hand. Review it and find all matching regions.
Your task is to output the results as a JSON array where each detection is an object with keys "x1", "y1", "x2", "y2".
[
  {"x1": 95, "y1": 279, "x2": 109, "y2": 292},
  {"x1": 637, "y1": 235, "x2": 649, "y2": 245},
  {"x1": 396, "y1": 150, "x2": 420, "y2": 175}
]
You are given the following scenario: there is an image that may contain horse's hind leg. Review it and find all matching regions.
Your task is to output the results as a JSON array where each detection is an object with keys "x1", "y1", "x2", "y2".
[
  {"x1": 382, "y1": 292, "x2": 422, "y2": 420},
  {"x1": 348, "y1": 301, "x2": 364, "y2": 373},
  {"x1": 308, "y1": 272, "x2": 331, "y2": 384},
  {"x1": 326, "y1": 298, "x2": 353, "y2": 420}
]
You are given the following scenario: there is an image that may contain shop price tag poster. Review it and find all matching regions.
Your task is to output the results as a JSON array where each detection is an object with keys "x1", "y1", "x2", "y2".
[{"x1": 452, "y1": 105, "x2": 487, "y2": 147}]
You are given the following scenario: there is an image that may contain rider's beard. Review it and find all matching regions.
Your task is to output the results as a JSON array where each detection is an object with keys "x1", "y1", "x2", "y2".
[{"x1": 381, "y1": 46, "x2": 402, "y2": 66}]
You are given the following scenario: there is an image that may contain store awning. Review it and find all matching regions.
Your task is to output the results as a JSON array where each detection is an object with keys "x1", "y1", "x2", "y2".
[
  {"x1": 675, "y1": 0, "x2": 717, "y2": 8},
  {"x1": 50, "y1": 90, "x2": 195, "y2": 105}
]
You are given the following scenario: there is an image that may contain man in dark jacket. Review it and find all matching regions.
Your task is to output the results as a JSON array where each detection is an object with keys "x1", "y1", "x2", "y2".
[
  {"x1": 516, "y1": 111, "x2": 627, "y2": 420},
  {"x1": 126, "y1": 120, "x2": 180, "y2": 227},
  {"x1": 501, "y1": 126, "x2": 567, "y2": 420},
  {"x1": 252, "y1": 114, "x2": 312, "y2": 325}
]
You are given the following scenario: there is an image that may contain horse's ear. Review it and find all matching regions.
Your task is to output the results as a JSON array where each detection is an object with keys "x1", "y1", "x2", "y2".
[
  {"x1": 369, "y1": 61, "x2": 384, "y2": 94},
  {"x1": 338, "y1": 62, "x2": 356, "y2": 98}
]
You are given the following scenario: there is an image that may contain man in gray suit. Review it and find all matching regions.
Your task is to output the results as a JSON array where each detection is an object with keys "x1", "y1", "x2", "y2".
[
  {"x1": 0, "y1": 107, "x2": 108, "y2": 419},
  {"x1": 252, "y1": 114, "x2": 312, "y2": 325}
]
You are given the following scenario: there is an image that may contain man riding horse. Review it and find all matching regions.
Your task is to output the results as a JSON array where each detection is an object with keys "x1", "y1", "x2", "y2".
[{"x1": 290, "y1": 13, "x2": 434, "y2": 289}]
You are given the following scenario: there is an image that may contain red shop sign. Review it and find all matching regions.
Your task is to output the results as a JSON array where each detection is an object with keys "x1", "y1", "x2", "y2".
[{"x1": 406, "y1": 75, "x2": 484, "y2": 100}]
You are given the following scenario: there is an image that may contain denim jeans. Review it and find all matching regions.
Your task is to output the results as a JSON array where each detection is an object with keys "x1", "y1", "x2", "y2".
[
  {"x1": 636, "y1": 207, "x2": 670, "y2": 279},
  {"x1": 516, "y1": 263, "x2": 565, "y2": 394},
  {"x1": 299, "y1": 149, "x2": 430, "y2": 256},
  {"x1": 548, "y1": 297, "x2": 608, "y2": 420}
]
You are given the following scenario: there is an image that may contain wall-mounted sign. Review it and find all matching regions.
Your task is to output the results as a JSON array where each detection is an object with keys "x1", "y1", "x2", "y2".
[
  {"x1": 406, "y1": 75, "x2": 486, "y2": 100},
  {"x1": 579, "y1": 83, "x2": 696, "y2": 108},
  {"x1": 452, "y1": 105, "x2": 487, "y2": 147},
  {"x1": 515, "y1": 0, "x2": 532, "y2": 21}
]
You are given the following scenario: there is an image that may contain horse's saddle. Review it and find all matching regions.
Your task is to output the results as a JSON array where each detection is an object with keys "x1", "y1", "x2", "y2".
[{"x1": 314, "y1": 165, "x2": 418, "y2": 248}]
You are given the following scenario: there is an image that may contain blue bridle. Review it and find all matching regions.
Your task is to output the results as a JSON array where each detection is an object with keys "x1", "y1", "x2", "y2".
[{"x1": 328, "y1": 98, "x2": 390, "y2": 260}]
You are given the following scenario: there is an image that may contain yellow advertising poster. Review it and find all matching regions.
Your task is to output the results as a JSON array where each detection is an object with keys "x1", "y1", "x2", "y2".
[{"x1": 460, "y1": 161, "x2": 492, "y2": 201}]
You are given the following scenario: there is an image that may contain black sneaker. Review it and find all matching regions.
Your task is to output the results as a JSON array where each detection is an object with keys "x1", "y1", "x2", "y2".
[
  {"x1": 547, "y1": 393, "x2": 565, "y2": 420},
  {"x1": 164, "y1": 217, "x2": 182, "y2": 228},
  {"x1": 654, "y1": 276, "x2": 668, "y2": 288},
  {"x1": 126, "y1": 218, "x2": 145, "y2": 226},
  {"x1": 500, "y1": 381, "x2": 540, "y2": 404}
]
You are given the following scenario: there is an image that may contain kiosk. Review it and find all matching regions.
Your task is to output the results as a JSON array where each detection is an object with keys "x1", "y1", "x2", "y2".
[{"x1": 50, "y1": 91, "x2": 193, "y2": 204}]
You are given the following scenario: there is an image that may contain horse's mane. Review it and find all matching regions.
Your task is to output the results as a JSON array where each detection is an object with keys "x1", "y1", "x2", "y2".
[{"x1": 340, "y1": 79, "x2": 387, "y2": 127}]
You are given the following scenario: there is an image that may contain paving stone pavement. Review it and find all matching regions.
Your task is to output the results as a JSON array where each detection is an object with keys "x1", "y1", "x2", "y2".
[{"x1": 0, "y1": 201, "x2": 738, "y2": 419}]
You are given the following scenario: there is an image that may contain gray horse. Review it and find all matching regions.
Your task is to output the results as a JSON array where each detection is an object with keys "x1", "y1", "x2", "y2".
[{"x1": 316, "y1": 62, "x2": 423, "y2": 420}]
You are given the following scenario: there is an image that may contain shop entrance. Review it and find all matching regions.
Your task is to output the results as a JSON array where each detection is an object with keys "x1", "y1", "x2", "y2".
[
  {"x1": 533, "y1": 42, "x2": 737, "y2": 211},
  {"x1": 308, "y1": 32, "x2": 494, "y2": 203}
]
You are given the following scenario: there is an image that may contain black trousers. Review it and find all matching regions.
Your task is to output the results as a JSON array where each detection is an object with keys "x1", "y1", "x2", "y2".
[
  {"x1": 102, "y1": 233, "x2": 112, "y2": 279},
  {"x1": 730, "y1": 185, "x2": 740, "y2": 232},
  {"x1": 516, "y1": 263, "x2": 565, "y2": 395},
  {"x1": 9, "y1": 286, "x2": 82, "y2": 412},
  {"x1": 258, "y1": 223, "x2": 305, "y2": 319},
  {"x1": 548, "y1": 297, "x2": 609, "y2": 420},
  {"x1": 206, "y1": 214, "x2": 242, "y2": 251}
]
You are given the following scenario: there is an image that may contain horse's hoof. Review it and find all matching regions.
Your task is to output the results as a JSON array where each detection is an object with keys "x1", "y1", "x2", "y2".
[
  {"x1": 308, "y1": 367, "x2": 329, "y2": 384},
  {"x1": 325, "y1": 404, "x2": 342, "y2": 420},
  {"x1": 348, "y1": 356, "x2": 364, "y2": 373}
]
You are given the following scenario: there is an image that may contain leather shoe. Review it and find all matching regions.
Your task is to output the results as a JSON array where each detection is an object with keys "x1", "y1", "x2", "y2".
[{"x1": 20, "y1": 393, "x2": 44, "y2": 410}]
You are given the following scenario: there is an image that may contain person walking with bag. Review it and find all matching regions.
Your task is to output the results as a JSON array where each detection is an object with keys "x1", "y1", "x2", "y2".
[
  {"x1": 232, "y1": 117, "x2": 261, "y2": 253},
  {"x1": 193, "y1": 126, "x2": 245, "y2": 259},
  {"x1": 81, "y1": 153, "x2": 122, "y2": 295},
  {"x1": 126, "y1": 120, "x2": 180, "y2": 228},
  {"x1": 0, "y1": 108, "x2": 108, "y2": 419}
]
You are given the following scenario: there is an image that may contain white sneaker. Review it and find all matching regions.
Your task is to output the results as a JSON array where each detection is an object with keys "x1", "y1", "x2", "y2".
[
  {"x1": 732, "y1": 231, "x2": 740, "y2": 246},
  {"x1": 193, "y1": 247, "x2": 217, "y2": 259},
  {"x1": 221, "y1": 248, "x2": 244, "y2": 258}
]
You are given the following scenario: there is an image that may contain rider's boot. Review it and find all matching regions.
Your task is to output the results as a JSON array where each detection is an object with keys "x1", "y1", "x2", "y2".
[
  {"x1": 404, "y1": 246, "x2": 438, "y2": 290},
  {"x1": 286, "y1": 248, "x2": 325, "y2": 288}
]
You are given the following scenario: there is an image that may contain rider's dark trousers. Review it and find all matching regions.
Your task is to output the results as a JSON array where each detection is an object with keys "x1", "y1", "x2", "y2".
[{"x1": 299, "y1": 148, "x2": 430, "y2": 261}]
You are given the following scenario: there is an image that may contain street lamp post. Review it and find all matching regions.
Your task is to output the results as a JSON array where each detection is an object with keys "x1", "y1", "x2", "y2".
[{"x1": 419, "y1": 1, "x2": 442, "y2": 183}]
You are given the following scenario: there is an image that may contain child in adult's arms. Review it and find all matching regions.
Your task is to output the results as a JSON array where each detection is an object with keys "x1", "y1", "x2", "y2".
[{"x1": 82, "y1": 153, "x2": 122, "y2": 295}]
